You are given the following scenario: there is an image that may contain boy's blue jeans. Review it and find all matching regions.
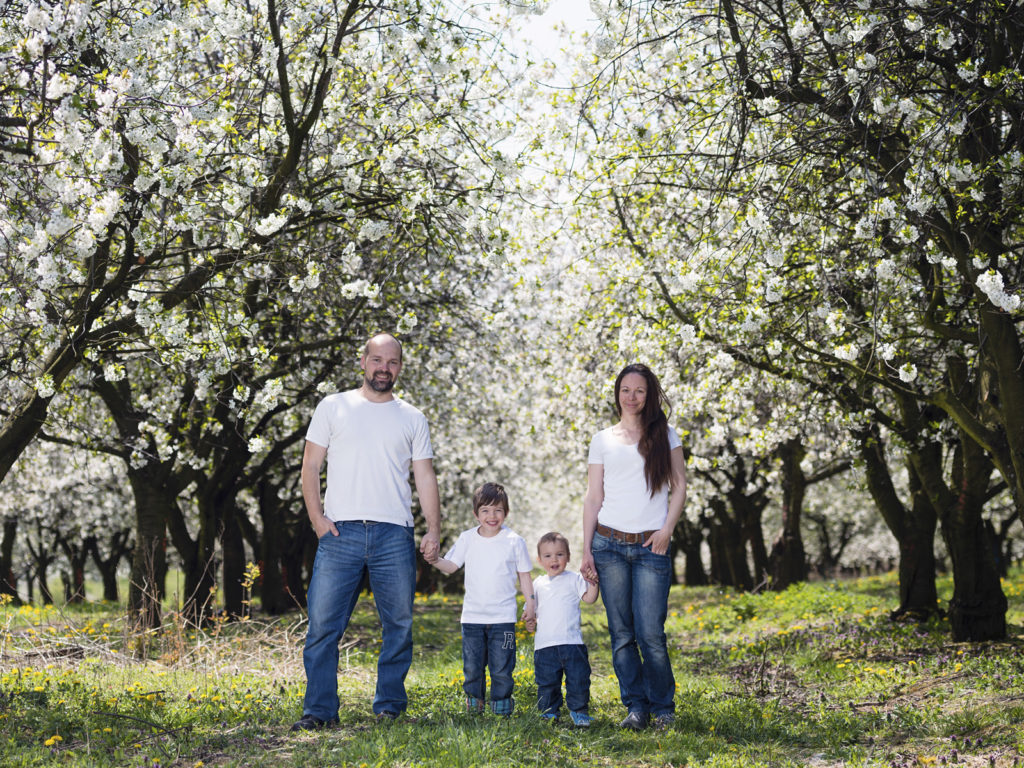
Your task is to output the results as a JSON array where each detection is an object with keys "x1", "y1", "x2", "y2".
[
  {"x1": 592, "y1": 531, "x2": 675, "y2": 716},
  {"x1": 302, "y1": 521, "x2": 416, "y2": 719},
  {"x1": 534, "y1": 643, "x2": 591, "y2": 715},
  {"x1": 462, "y1": 622, "x2": 516, "y2": 713}
]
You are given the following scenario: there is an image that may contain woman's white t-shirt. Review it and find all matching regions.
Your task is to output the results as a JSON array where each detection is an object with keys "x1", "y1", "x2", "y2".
[{"x1": 588, "y1": 425, "x2": 681, "y2": 533}]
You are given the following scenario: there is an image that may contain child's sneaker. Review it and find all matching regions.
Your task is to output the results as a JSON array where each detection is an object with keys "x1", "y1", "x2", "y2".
[
  {"x1": 569, "y1": 710, "x2": 592, "y2": 728},
  {"x1": 541, "y1": 712, "x2": 559, "y2": 723}
]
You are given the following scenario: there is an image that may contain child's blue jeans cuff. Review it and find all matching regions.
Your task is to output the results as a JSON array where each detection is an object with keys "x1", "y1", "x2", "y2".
[{"x1": 489, "y1": 697, "x2": 513, "y2": 715}]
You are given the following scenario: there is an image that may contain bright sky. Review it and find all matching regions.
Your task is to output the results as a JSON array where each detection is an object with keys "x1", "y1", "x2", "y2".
[{"x1": 510, "y1": 0, "x2": 599, "y2": 72}]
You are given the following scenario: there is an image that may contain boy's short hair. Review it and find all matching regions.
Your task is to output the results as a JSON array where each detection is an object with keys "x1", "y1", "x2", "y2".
[
  {"x1": 472, "y1": 482, "x2": 509, "y2": 515},
  {"x1": 537, "y1": 531, "x2": 570, "y2": 560}
]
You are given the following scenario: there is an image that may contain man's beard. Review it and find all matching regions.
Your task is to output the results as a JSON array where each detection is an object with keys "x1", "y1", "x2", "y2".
[{"x1": 366, "y1": 373, "x2": 395, "y2": 393}]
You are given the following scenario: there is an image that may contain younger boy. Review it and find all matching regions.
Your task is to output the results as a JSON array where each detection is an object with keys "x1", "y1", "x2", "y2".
[
  {"x1": 426, "y1": 482, "x2": 535, "y2": 715},
  {"x1": 531, "y1": 531, "x2": 600, "y2": 727}
]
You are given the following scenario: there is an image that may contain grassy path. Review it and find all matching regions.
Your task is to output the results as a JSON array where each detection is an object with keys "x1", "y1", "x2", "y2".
[{"x1": 2, "y1": 571, "x2": 1023, "y2": 767}]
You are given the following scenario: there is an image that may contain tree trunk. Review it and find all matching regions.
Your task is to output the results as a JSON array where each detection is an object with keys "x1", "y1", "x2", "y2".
[
  {"x1": 942, "y1": 508, "x2": 1007, "y2": 641},
  {"x1": 57, "y1": 532, "x2": 91, "y2": 604},
  {"x1": 893, "y1": 473, "x2": 939, "y2": 621},
  {"x1": 806, "y1": 510, "x2": 855, "y2": 579},
  {"x1": 179, "y1": 482, "x2": 226, "y2": 625},
  {"x1": 938, "y1": 437, "x2": 1006, "y2": 641},
  {"x1": 284, "y1": 525, "x2": 314, "y2": 609},
  {"x1": 675, "y1": 514, "x2": 708, "y2": 586},
  {"x1": 857, "y1": 426, "x2": 939, "y2": 618},
  {"x1": 256, "y1": 478, "x2": 289, "y2": 613},
  {"x1": 709, "y1": 500, "x2": 753, "y2": 590},
  {"x1": 221, "y1": 509, "x2": 246, "y2": 618},
  {"x1": 126, "y1": 473, "x2": 170, "y2": 631},
  {"x1": 88, "y1": 529, "x2": 131, "y2": 603},
  {"x1": 770, "y1": 437, "x2": 808, "y2": 590},
  {"x1": 738, "y1": 495, "x2": 769, "y2": 588},
  {"x1": 0, "y1": 391, "x2": 56, "y2": 487},
  {"x1": 33, "y1": 555, "x2": 54, "y2": 604},
  {"x1": 974, "y1": 266, "x2": 1024, "y2": 517},
  {"x1": 1, "y1": 518, "x2": 20, "y2": 603},
  {"x1": 184, "y1": 518, "x2": 219, "y2": 626},
  {"x1": 97, "y1": 555, "x2": 122, "y2": 603}
]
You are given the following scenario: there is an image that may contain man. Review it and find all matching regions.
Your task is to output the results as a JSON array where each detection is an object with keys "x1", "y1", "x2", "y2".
[{"x1": 291, "y1": 333, "x2": 441, "y2": 730}]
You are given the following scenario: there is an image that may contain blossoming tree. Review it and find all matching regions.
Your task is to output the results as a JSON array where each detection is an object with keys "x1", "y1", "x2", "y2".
[{"x1": 549, "y1": 0, "x2": 1023, "y2": 639}]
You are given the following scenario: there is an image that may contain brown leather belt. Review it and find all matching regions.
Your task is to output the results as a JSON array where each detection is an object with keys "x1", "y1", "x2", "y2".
[{"x1": 596, "y1": 523, "x2": 655, "y2": 545}]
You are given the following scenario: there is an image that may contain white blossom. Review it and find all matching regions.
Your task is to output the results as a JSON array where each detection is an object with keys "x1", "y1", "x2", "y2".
[
  {"x1": 593, "y1": 36, "x2": 616, "y2": 57},
  {"x1": 88, "y1": 191, "x2": 122, "y2": 234},
  {"x1": 103, "y1": 363, "x2": 126, "y2": 382},
  {"x1": 255, "y1": 213, "x2": 288, "y2": 236},
  {"x1": 35, "y1": 375, "x2": 56, "y2": 398},
  {"x1": 833, "y1": 343, "x2": 858, "y2": 362},
  {"x1": 790, "y1": 19, "x2": 813, "y2": 40},
  {"x1": 358, "y1": 219, "x2": 389, "y2": 242},
  {"x1": 856, "y1": 53, "x2": 877, "y2": 71},
  {"x1": 976, "y1": 271, "x2": 1022, "y2": 312},
  {"x1": 396, "y1": 311, "x2": 418, "y2": 334},
  {"x1": 935, "y1": 28, "x2": 956, "y2": 50}
]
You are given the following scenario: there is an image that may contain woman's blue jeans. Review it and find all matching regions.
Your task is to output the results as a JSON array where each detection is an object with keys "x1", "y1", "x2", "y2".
[
  {"x1": 302, "y1": 521, "x2": 416, "y2": 719},
  {"x1": 592, "y1": 530, "x2": 675, "y2": 716}
]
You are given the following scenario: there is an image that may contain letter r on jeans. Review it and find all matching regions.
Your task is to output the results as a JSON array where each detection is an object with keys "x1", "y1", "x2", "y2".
[{"x1": 502, "y1": 631, "x2": 515, "y2": 650}]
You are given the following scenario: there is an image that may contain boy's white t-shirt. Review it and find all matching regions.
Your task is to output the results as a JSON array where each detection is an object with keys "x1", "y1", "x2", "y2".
[
  {"x1": 533, "y1": 570, "x2": 589, "y2": 650},
  {"x1": 444, "y1": 526, "x2": 532, "y2": 624},
  {"x1": 587, "y1": 425, "x2": 682, "y2": 533},
  {"x1": 306, "y1": 389, "x2": 433, "y2": 526}
]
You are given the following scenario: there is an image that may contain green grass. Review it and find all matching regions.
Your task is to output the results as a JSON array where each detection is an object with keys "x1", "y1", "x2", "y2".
[{"x1": 2, "y1": 571, "x2": 1023, "y2": 767}]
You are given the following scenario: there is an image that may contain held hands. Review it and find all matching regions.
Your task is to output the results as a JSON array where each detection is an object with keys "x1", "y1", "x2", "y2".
[
  {"x1": 522, "y1": 610, "x2": 537, "y2": 633},
  {"x1": 419, "y1": 531, "x2": 440, "y2": 563},
  {"x1": 580, "y1": 552, "x2": 599, "y2": 585}
]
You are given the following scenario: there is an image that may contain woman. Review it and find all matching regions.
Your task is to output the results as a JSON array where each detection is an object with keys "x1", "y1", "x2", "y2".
[{"x1": 580, "y1": 363, "x2": 687, "y2": 730}]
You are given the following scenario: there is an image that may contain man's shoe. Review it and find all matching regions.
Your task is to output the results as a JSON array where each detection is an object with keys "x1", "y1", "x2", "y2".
[
  {"x1": 290, "y1": 714, "x2": 338, "y2": 732},
  {"x1": 569, "y1": 710, "x2": 593, "y2": 728},
  {"x1": 619, "y1": 711, "x2": 649, "y2": 730},
  {"x1": 653, "y1": 713, "x2": 675, "y2": 730}
]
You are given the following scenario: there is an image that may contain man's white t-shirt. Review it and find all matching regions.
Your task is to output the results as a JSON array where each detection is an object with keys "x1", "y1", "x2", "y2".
[
  {"x1": 306, "y1": 389, "x2": 433, "y2": 527},
  {"x1": 444, "y1": 526, "x2": 532, "y2": 624},
  {"x1": 533, "y1": 570, "x2": 588, "y2": 650},
  {"x1": 587, "y1": 425, "x2": 682, "y2": 533}
]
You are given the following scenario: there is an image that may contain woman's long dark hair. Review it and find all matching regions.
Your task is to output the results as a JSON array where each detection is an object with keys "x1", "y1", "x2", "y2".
[{"x1": 614, "y1": 363, "x2": 672, "y2": 495}]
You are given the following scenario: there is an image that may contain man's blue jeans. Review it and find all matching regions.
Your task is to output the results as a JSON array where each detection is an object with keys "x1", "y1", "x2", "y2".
[
  {"x1": 462, "y1": 622, "x2": 516, "y2": 713},
  {"x1": 592, "y1": 531, "x2": 675, "y2": 716},
  {"x1": 302, "y1": 521, "x2": 416, "y2": 719},
  {"x1": 534, "y1": 643, "x2": 591, "y2": 715}
]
